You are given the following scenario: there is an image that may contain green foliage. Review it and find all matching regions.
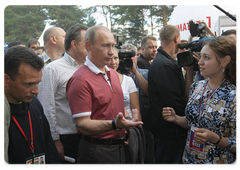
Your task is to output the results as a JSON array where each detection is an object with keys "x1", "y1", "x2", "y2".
[
  {"x1": 106, "y1": 5, "x2": 176, "y2": 46},
  {"x1": 4, "y1": 5, "x2": 97, "y2": 44},
  {"x1": 4, "y1": 5, "x2": 47, "y2": 43},
  {"x1": 4, "y1": 5, "x2": 176, "y2": 46}
]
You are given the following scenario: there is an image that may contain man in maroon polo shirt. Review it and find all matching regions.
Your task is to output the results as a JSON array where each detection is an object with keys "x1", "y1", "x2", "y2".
[{"x1": 66, "y1": 25, "x2": 143, "y2": 163}]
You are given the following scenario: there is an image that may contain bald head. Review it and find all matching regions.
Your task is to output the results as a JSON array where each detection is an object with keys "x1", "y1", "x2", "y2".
[{"x1": 43, "y1": 27, "x2": 65, "y2": 46}]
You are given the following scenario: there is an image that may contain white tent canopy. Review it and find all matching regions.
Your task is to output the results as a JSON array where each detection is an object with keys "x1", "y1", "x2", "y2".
[{"x1": 168, "y1": 5, "x2": 236, "y2": 41}]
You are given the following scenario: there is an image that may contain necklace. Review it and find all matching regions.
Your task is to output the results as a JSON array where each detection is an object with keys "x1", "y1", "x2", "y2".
[{"x1": 198, "y1": 78, "x2": 226, "y2": 121}]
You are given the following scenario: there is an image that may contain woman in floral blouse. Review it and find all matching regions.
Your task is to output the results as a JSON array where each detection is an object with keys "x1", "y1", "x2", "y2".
[{"x1": 162, "y1": 37, "x2": 236, "y2": 164}]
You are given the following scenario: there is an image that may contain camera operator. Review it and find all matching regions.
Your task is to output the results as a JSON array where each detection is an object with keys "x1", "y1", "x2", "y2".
[
  {"x1": 178, "y1": 20, "x2": 216, "y2": 83},
  {"x1": 107, "y1": 47, "x2": 141, "y2": 120},
  {"x1": 188, "y1": 20, "x2": 215, "y2": 42},
  {"x1": 121, "y1": 43, "x2": 155, "y2": 163}
]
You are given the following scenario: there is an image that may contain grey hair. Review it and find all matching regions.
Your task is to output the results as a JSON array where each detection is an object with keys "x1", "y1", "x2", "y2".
[{"x1": 121, "y1": 43, "x2": 137, "y2": 51}]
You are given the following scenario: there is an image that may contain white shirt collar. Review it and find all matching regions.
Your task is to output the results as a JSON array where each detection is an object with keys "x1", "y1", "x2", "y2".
[
  {"x1": 84, "y1": 56, "x2": 110, "y2": 75},
  {"x1": 63, "y1": 52, "x2": 79, "y2": 68}
]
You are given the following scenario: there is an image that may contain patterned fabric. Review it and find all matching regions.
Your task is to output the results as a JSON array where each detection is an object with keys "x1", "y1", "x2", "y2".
[{"x1": 183, "y1": 79, "x2": 236, "y2": 164}]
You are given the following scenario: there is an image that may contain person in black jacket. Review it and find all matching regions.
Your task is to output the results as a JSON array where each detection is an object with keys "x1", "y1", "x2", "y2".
[
  {"x1": 4, "y1": 46, "x2": 61, "y2": 164},
  {"x1": 148, "y1": 25, "x2": 193, "y2": 163},
  {"x1": 137, "y1": 35, "x2": 158, "y2": 69}
]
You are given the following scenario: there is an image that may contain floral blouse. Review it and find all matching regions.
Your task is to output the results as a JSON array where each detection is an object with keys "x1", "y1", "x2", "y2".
[{"x1": 183, "y1": 79, "x2": 236, "y2": 164}]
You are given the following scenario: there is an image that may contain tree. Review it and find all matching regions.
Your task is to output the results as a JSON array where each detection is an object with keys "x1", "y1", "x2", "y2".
[
  {"x1": 4, "y1": 5, "x2": 176, "y2": 46},
  {"x1": 110, "y1": 5, "x2": 149, "y2": 46},
  {"x1": 4, "y1": 5, "x2": 97, "y2": 44},
  {"x1": 95, "y1": 5, "x2": 176, "y2": 46},
  {"x1": 93, "y1": 3, "x2": 115, "y2": 32},
  {"x1": 4, "y1": 5, "x2": 47, "y2": 43},
  {"x1": 149, "y1": 5, "x2": 176, "y2": 24},
  {"x1": 44, "y1": 5, "x2": 88, "y2": 30}
]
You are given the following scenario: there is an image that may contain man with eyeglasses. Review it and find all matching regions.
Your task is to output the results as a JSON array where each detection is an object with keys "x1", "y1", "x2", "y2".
[{"x1": 137, "y1": 35, "x2": 158, "y2": 69}]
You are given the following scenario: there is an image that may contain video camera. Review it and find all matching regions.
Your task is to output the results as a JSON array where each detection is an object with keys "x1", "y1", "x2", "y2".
[
  {"x1": 115, "y1": 35, "x2": 136, "y2": 71},
  {"x1": 189, "y1": 20, "x2": 206, "y2": 38},
  {"x1": 177, "y1": 21, "x2": 215, "y2": 70}
]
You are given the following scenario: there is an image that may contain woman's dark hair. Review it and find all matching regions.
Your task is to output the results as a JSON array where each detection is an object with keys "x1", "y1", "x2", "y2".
[
  {"x1": 4, "y1": 46, "x2": 44, "y2": 80},
  {"x1": 204, "y1": 37, "x2": 236, "y2": 86}
]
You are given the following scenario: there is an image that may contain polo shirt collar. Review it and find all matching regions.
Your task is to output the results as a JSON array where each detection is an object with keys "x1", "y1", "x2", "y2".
[{"x1": 85, "y1": 56, "x2": 110, "y2": 75}]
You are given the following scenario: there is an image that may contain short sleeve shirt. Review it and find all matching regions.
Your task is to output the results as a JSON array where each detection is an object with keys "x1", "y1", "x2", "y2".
[{"x1": 66, "y1": 57, "x2": 125, "y2": 139}]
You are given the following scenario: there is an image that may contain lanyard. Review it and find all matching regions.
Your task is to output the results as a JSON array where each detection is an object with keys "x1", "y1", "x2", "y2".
[
  {"x1": 12, "y1": 111, "x2": 34, "y2": 154},
  {"x1": 198, "y1": 79, "x2": 225, "y2": 121}
]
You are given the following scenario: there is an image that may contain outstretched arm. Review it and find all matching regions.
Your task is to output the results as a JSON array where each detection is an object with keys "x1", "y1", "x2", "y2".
[{"x1": 75, "y1": 109, "x2": 143, "y2": 136}]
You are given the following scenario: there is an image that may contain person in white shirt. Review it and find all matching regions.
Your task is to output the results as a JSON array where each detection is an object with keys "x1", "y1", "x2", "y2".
[
  {"x1": 37, "y1": 24, "x2": 88, "y2": 163},
  {"x1": 107, "y1": 47, "x2": 141, "y2": 120}
]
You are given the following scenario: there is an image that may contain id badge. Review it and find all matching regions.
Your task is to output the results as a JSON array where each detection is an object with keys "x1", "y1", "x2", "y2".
[
  {"x1": 189, "y1": 126, "x2": 205, "y2": 152},
  {"x1": 26, "y1": 154, "x2": 45, "y2": 164}
]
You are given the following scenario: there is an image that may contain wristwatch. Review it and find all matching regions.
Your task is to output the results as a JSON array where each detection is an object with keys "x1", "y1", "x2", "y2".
[{"x1": 112, "y1": 119, "x2": 122, "y2": 131}]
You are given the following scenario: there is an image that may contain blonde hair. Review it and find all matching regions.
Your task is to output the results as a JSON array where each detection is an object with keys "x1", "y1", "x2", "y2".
[{"x1": 160, "y1": 25, "x2": 179, "y2": 44}]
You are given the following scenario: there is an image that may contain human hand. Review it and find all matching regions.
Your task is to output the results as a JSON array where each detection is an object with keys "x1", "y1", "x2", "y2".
[
  {"x1": 192, "y1": 51, "x2": 201, "y2": 62},
  {"x1": 115, "y1": 109, "x2": 143, "y2": 129},
  {"x1": 123, "y1": 130, "x2": 129, "y2": 145},
  {"x1": 54, "y1": 140, "x2": 65, "y2": 161},
  {"x1": 183, "y1": 64, "x2": 194, "y2": 72},
  {"x1": 130, "y1": 62, "x2": 137, "y2": 74},
  {"x1": 199, "y1": 21, "x2": 210, "y2": 31},
  {"x1": 194, "y1": 128, "x2": 220, "y2": 145},
  {"x1": 162, "y1": 107, "x2": 176, "y2": 123},
  {"x1": 183, "y1": 52, "x2": 200, "y2": 72}
]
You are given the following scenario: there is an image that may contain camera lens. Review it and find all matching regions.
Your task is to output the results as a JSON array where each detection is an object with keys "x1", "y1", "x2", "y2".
[{"x1": 123, "y1": 59, "x2": 133, "y2": 70}]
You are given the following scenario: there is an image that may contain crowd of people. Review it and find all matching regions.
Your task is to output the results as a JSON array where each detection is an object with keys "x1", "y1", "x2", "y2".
[{"x1": 4, "y1": 21, "x2": 236, "y2": 164}]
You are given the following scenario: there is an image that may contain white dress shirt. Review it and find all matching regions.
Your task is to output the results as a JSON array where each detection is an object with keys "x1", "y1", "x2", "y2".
[{"x1": 38, "y1": 52, "x2": 80, "y2": 140}]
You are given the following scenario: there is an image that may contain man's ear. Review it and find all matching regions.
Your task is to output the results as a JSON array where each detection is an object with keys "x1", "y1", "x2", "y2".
[
  {"x1": 71, "y1": 40, "x2": 77, "y2": 50},
  {"x1": 174, "y1": 35, "x2": 179, "y2": 43},
  {"x1": 141, "y1": 46, "x2": 145, "y2": 55},
  {"x1": 50, "y1": 35, "x2": 57, "y2": 45},
  {"x1": 4, "y1": 74, "x2": 11, "y2": 87},
  {"x1": 85, "y1": 41, "x2": 92, "y2": 52}
]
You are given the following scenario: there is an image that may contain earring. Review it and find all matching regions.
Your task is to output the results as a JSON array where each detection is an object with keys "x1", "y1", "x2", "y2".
[{"x1": 223, "y1": 69, "x2": 225, "y2": 73}]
